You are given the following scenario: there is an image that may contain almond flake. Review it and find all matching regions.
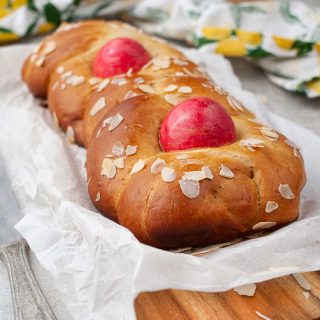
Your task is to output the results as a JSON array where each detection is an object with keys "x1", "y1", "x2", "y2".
[
  {"x1": 113, "y1": 157, "x2": 125, "y2": 169},
  {"x1": 124, "y1": 90, "x2": 139, "y2": 100},
  {"x1": 152, "y1": 57, "x2": 171, "y2": 70},
  {"x1": 61, "y1": 83, "x2": 66, "y2": 90},
  {"x1": 279, "y1": 184, "x2": 295, "y2": 200},
  {"x1": 103, "y1": 116, "x2": 113, "y2": 127},
  {"x1": 66, "y1": 126, "x2": 75, "y2": 144},
  {"x1": 265, "y1": 201, "x2": 278, "y2": 213},
  {"x1": 127, "y1": 68, "x2": 133, "y2": 76},
  {"x1": 176, "y1": 154, "x2": 190, "y2": 160},
  {"x1": 52, "y1": 112, "x2": 59, "y2": 127},
  {"x1": 201, "y1": 83, "x2": 211, "y2": 88},
  {"x1": 137, "y1": 84, "x2": 156, "y2": 94},
  {"x1": 88, "y1": 77, "x2": 100, "y2": 85},
  {"x1": 126, "y1": 145, "x2": 138, "y2": 156},
  {"x1": 96, "y1": 127, "x2": 103, "y2": 138},
  {"x1": 57, "y1": 66, "x2": 64, "y2": 74},
  {"x1": 175, "y1": 72, "x2": 186, "y2": 76},
  {"x1": 239, "y1": 139, "x2": 265, "y2": 151},
  {"x1": 112, "y1": 78, "x2": 127, "y2": 86},
  {"x1": 256, "y1": 311, "x2": 271, "y2": 320},
  {"x1": 292, "y1": 273, "x2": 311, "y2": 291},
  {"x1": 219, "y1": 164, "x2": 234, "y2": 179},
  {"x1": 182, "y1": 171, "x2": 207, "y2": 181},
  {"x1": 178, "y1": 86, "x2": 192, "y2": 94},
  {"x1": 52, "y1": 81, "x2": 59, "y2": 91},
  {"x1": 151, "y1": 158, "x2": 166, "y2": 174},
  {"x1": 108, "y1": 113, "x2": 123, "y2": 131},
  {"x1": 252, "y1": 221, "x2": 277, "y2": 230},
  {"x1": 214, "y1": 86, "x2": 227, "y2": 95},
  {"x1": 179, "y1": 180, "x2": 200, "y2": 199},
  {"x1": 65, "y1": 75, "x2": 85, "y2": 87},
  {"x1": 285, "y1": 139, "x2": 301, "y2": 158},
  {"x1": 179, "y1": 159, "x2": 203, "y2": 165},
  {"x1": 134, "y1": 77, "x2": 144, "y2": 84},
  {"x1": 35, "y1": 55, "x2": 45, "y2": 67},
  {"x1": 164, "y1": 84, "x2": 178, "y2": 93},
  {"x1": 201, "y1": 166, "x2": 213, "y2": 179},
  {"x1": 130, "y1": 159, "x2": 145, "y2": 175},
  {"x1": 233, "y1": 284, "x2": 256, "y2": 297},
  {"x1": 61, "y1": 71, "x2": 72, "y2": 80},
  {"x1": 260, "y1": 127, "x2": 279, "y2": 141},
  {"x1": 97, "y1": 79, "x2": 110, "y2": 92},
  {"x1": 101, "y1": 159, "x2": 116, "y2": 178},
  {"x1": 95, "y1": 192, "x2": 101, "y2": 202},
  {"x1": 303, "y1": 292, "x2": 310, "y2": 300},
  {"x1": 30, "y1": 54, "x2": 36, "y2": 62},
  {"x1": 227, "y1": 95, "x2": 244, "y2": 112},
  {"x1": 112, "y1": 141, "x2": 125, "y2": 157},
  {"x1": 161, "y1": 167, "x2": 176, "y2": 182},
  {"x1": 90, "y1": 97, "x2": 106, "y2": 116},
  {"x1": 43, "y1": 40, "x2": 56, "y2": 55},
  {"x1": 174, "y1": 58, "x2": 188, "y2": 66},
  {"x1": 164, "y1": 94, "x2": 183, "y2": 105}
]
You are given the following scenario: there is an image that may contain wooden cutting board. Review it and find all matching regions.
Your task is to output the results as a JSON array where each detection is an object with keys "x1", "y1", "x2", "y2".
[{"x1": 135, "y1": 272, "x2": 320, "y2": 320}]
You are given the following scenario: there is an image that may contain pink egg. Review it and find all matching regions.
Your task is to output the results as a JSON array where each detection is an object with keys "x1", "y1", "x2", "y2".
[
  {"x1": 92, "y1": 37, "x2": 151, "y2": 78},
  {"x1": 160, "y1": 97, "x2": 236, "y2": 152}
]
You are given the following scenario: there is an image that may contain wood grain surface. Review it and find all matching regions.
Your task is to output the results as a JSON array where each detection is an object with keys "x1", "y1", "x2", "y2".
[{"x1": 135, "y1": 272, "x2": 320, "y2": 320}]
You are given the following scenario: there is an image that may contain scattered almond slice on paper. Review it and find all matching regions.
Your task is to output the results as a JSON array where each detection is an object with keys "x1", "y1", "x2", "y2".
[
  {"x1": 130, "y1": 159, "x2": 145, "y2": 175},
  {"x1": 179, "y1": 180, "x2": 200, "y2": 199},
  {"x1": 233, "y1": 284, "x2": 256, "y2": 297},
  {"x1": 292, "y1": 273, "x2": 311, "y2": 291}
]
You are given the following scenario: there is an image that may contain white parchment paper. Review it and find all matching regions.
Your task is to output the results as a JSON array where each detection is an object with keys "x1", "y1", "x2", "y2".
[{"x1": 0, "y1": 44, "x2": 320, "y2": 320}]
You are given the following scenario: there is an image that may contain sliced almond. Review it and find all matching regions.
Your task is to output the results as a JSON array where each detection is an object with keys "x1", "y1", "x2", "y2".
[
  {"x1": 52, "y1": 112, "x2": 59, "y2": 127},
  {"x1": 174, "y1": 58, "x2": 188, "y2": 66},
  {"x1": 124, "y1": 90, "x2": 139, "y2": 100},
  {"x1": 164, "y1": 94, "x2": 183, "y2": 105},
  {"x1": 112, "y1": 141, "x2": 125, "y2": 157},
  {"x1": 152, "y1": 57, "x2": 171, "y2": 70},
  {"x1": 176, "y1": 154, "x2": 190, "y2": 160},
  {"x1": 52, "y1": 81, "x2": 59, "y2": 91},
  {"x1": 265, "y1": 201, "x2": 278, "y2": 213},
  {"x1": 101, "y1": 159, "x2": 116, "y2": 178},
  {"x1": 182, "y1": 171, "x2": 207, "y2": 181},
  {"x1": 227, "y1": 95, "x2": 244, "y2": 112},
  {"x1": 161, "y1": 167, "x2": 176, "y2": 182},
  {"x1": 252, "y1": 221, "x2": 277, "y2": 230},
  {"x1": 103, "y1": 116, "x2": 113, "y2": 127},
  {"x1": 134, "y1": 77, "x2": 144, "y2": 84},
  {"x1": 233, "y1": 284, "x2": 256, "y2": 297},
  {"x1": 219, "y1": 164, "x2": 234, "y2": 179},
  {"x1": 151, "y1": 158, "x2": 166, "y2": 174},
  {"x1": 66, "y1": 126, "x2": 75, "y2": 144},
  {"x1": 214, "y1": 86, "x2": 227, "y2": 95},
  {"x1": 178, "y1": 86, "x2": 192, "y2": 94},
  {"x1": 95, "y1": 192, "x2": 101, "y2": 202},
  {"x1": 57, "y1": 66, "x2": 65, "y2": 74},
  {"x1": 97, "y1": 79, "x2": 110, "y2": 92},
  {"x1": 255, "y1": 311, "x2": 271, "y2": 320},
  {"x1": 65, "y1": 75, "x2": 85, "y2": 87},
  {"x1": 279, "y1": 184, "x2": 295, "y2": 200},
  {"x1": 292, "y1": 273, "x2": 311, "y2": 291},
  {"x1": 303, "y1": 292, "x2": 310, "y2": 300},
  {"x1": 108, "y1": 113, "x2": 123, "y2": 131},
  {"x1": 35, "y1": 55, "x2": 45, "y2": 67},
  {"x1": 90, "y1": 97, "x2": 106, "y2": 116},
  {"x1": 137, "y1": 84, "x2": 156, "y2": 94},
  {"x1": 164, "y1": 84, "x2": 178, "y2": 93},
  {"x1": 130, "y1": 159, "x2": 145, "y2": 175},
  {"x1": 88, "y1": 77, "x2": 100, "y2": 85},
  {"x1": 126, "y1": 145, "x2": 138, "y2": 156},
  {"x1": 61, "y1": 70, "x2": 72, "y2": 80},
  {"x1": 260, "y1": 127, "x2": 279, "y2": 141},
  {"x1": 112, "y1": 78, "x2": 127, "y2": 86},
  {"x1": 239, "y1": 139, "x2": 265, "y2": 151},
  {"x1": 114, "y1": 157, "x2": 125, "y2": 169},
  {"x1": 179, "y1": 180, "x2": 200, "y2": 199},
  {"x1": 201, "y1": 166, "x2": 213, "y2": 179},
  {"x1": 43, "y1": 40, "x2": 56, "y2": 55}
]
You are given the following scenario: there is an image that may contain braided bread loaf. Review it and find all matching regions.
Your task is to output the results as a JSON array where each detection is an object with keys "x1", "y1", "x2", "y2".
[{"x1": 22, "y1": 20, "x2": 305, "y2": 249}]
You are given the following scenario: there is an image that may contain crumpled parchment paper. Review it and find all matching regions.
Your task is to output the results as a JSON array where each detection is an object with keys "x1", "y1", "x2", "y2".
[{"x1": 0, "y1": 44, "x2": 320, "y2": 320}]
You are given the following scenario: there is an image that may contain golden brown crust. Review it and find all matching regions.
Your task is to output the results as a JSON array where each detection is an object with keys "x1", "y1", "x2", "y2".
[{"x1": 22, "y1": 20, "x2": 306, "y2": 249}]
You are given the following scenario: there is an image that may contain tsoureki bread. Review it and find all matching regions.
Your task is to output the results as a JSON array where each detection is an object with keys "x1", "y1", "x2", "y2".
[{"x1": 22, "y1": 20, "x2": 306, "y2": 249}]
